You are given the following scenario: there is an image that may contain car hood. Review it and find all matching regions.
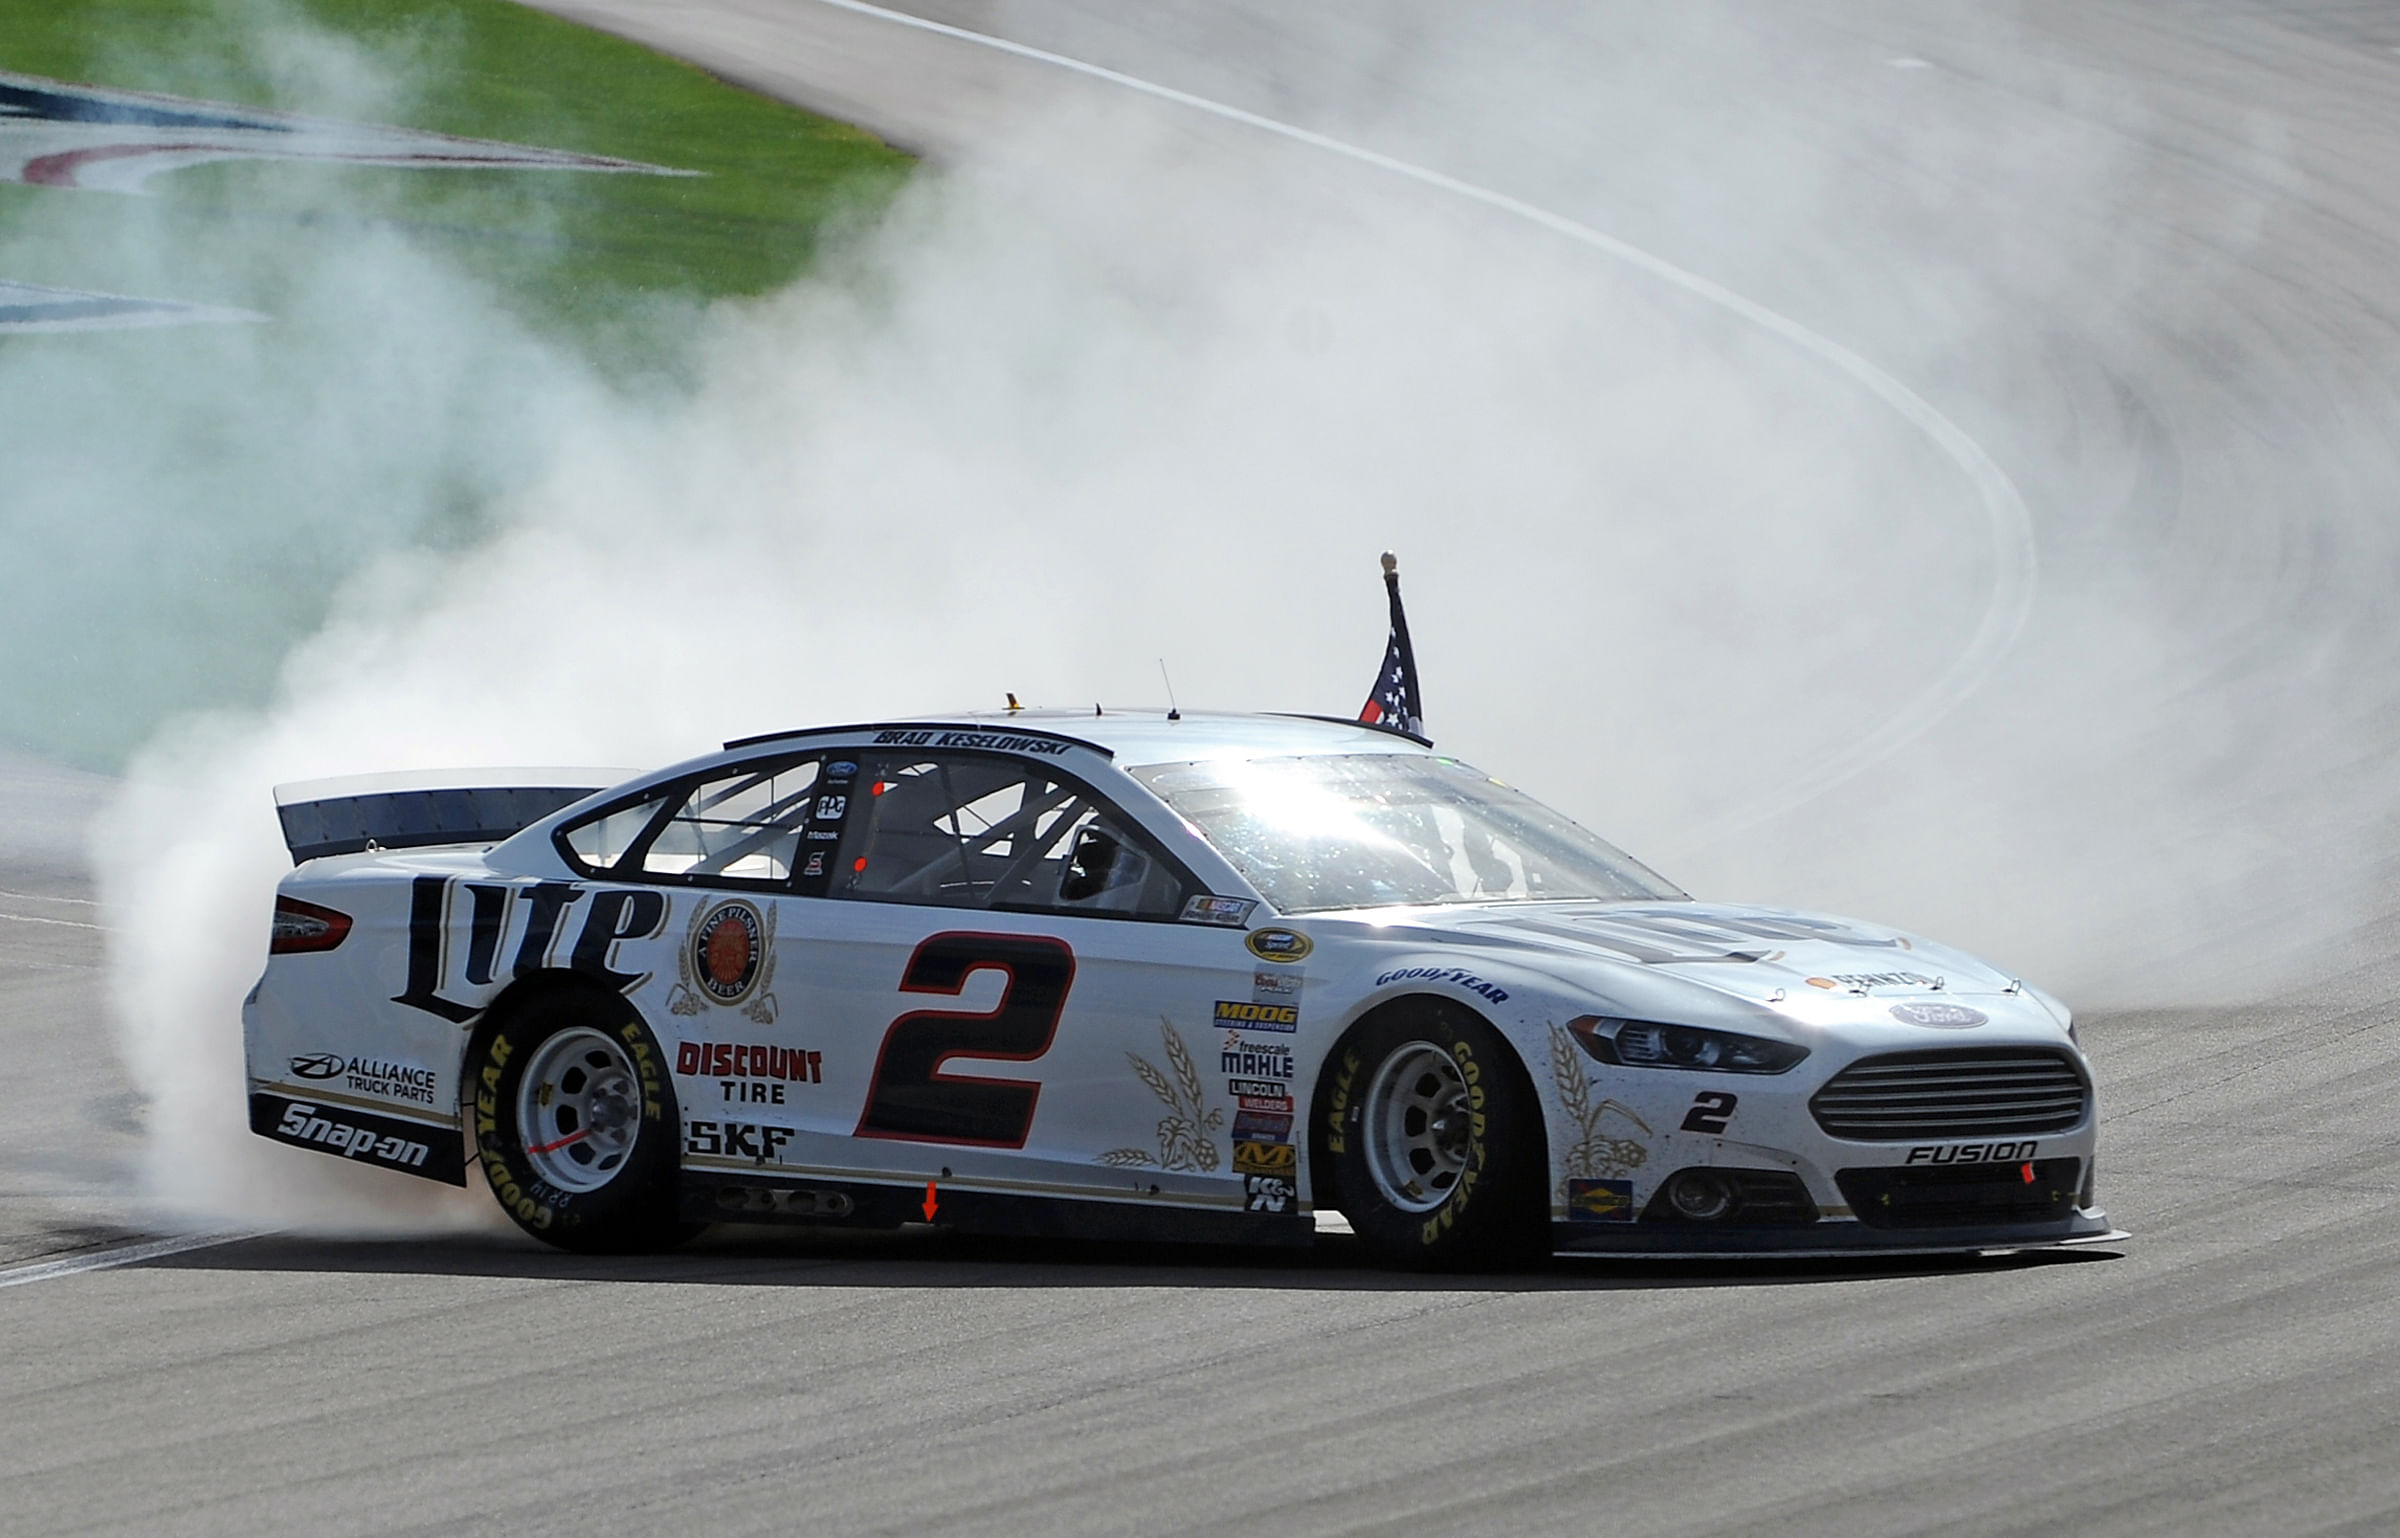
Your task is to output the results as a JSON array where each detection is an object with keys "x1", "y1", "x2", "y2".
[{"x1": 1329, "y1": 900, "x2": 2052, "y2": 1033}]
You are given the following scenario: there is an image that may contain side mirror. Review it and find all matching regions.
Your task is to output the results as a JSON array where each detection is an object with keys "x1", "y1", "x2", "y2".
[{"x1": 1059, "y1": 826, "x2": 1121, "y2": 902}]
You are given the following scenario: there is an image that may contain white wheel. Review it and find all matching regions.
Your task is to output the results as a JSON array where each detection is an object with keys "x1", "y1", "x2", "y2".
[
  {"x1": 1361, "y1": 1039, "x2": 1474, "y2": 1213},
  {"x1": 515, "y1": 1026, "x2": 644, "y2": 1193}
]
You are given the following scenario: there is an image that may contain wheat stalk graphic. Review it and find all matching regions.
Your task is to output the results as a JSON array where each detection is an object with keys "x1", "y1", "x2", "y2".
[
  {"x1": 1097, "y1": 1017, "x2": 1225, "y2": 1171},
  {"x1": 1548, "y1": 1023, "x2": 1653, "y2": 1197}
]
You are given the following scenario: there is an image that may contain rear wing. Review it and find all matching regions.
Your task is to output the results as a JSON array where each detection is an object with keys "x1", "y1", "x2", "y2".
[{"x1": 273, "y1": 767, "x2": 635, "y2": 865}]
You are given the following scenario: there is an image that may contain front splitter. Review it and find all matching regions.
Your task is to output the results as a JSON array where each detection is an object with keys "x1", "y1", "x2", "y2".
[{"x1": 1549, "y1": 1211, "x2": 2128, "y2": 1261}]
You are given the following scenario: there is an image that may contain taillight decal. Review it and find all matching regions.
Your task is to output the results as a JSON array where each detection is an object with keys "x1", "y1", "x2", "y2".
[{"x1": 269, "y1": 895, "x2": 353, "y2": 954}]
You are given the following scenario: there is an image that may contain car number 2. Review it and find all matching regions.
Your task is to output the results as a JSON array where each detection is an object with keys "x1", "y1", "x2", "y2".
[
  {"x1": 854, "y1": 932, "x2": 1076, "y2": 1147},
  {"x1": 1680, "y1": 1091, "x2": 1738, "y2": 1135}
]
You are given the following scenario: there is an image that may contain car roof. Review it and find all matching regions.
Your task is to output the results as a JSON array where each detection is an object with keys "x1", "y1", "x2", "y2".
[{"x1": 726, "y1": 709, "x2": 1434, "y2": 769}]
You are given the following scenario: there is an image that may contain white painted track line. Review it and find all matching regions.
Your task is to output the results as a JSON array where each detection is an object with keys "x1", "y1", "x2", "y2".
[{"x1": 0, "y1": 1231, "x2": 261, "y2": 1290}]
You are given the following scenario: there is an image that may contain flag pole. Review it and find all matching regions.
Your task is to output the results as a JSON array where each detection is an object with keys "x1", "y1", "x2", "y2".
[
  {"x1": 1360, "y1": 550, "x2": 1426, "y2": 739},
  {"x1": 1381, "y1": 551, "x2": 1420, "y2": 729}
]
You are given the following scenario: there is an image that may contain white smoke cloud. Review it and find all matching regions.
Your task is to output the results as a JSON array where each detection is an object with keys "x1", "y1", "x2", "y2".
[{"x1": 57, "y1": 2, "x2": 2389, "y2": 1227}]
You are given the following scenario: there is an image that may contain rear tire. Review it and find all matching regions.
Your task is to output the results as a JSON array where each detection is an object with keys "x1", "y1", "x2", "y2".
[
  {"x1": 467, "y1": 986, "x2": 696, "y2": 1254},
  {"x1": 1322, "y1": 1000, "x2": 1547, "y2": 1270}
]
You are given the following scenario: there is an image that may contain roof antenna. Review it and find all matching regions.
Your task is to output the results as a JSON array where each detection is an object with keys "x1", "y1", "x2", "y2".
[
  {"x1": 1158, "y1": 659, "x2": 1181, "y2": 721},
  {"x1": 1094, "y1": 702, "x2": 1103, "y2": 717},
  {"x1": 1005, "y1": 692, "x2": 1021, "y2": 712}
]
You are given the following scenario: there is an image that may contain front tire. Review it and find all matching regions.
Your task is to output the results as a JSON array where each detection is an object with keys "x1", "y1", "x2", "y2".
[
  {"x1": 1322, "y1": 1001, "x2": 1546, "y2": 1270},
  {"x1": 467, "y1": 986, "x2": 695, "y2": 1254}
]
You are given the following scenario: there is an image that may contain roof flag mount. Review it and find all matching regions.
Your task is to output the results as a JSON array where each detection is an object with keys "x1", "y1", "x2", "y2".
[{"x1": 1359, "y1": 550, "x2": 1425, "y2": 740}]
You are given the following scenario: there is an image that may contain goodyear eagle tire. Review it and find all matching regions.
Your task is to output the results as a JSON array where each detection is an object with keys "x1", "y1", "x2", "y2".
[
  {"x1": 1321, "y1": 1001, "x2": 1546, "y2": 1270},
  {"x1": 467, "y1": 986, "x2": 696, "y2": 1254}
]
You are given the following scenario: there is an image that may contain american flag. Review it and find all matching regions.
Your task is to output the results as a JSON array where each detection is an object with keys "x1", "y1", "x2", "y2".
[{"x1": 1358, "y1": 552, "x2": 1424, "y2": 738}]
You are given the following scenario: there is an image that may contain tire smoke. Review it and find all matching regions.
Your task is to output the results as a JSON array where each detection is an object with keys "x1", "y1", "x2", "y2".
[{"x1": 26, "y1": 3, "x2": 2392, "y2": 1227}]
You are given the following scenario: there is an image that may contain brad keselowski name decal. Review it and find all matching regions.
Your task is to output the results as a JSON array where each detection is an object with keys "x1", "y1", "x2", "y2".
[
  {"x1": 393, "y1": 876, "x2": 669, "y2": 1022},
  {"x1": 870, "y1": 729, "x2": 1071, "y2": 755},
  {"x1": 677, "y1": 1041, "x2": 822, "y2": 1105}
]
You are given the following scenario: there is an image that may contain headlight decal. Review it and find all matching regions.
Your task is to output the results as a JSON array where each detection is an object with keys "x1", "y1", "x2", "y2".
[{"x1": 1565, "y1": 1014, "x2": 1807, "y2": 1074}]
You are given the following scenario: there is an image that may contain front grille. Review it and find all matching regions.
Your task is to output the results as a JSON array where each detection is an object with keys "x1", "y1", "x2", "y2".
[
  {"x1": 1839, "y1": 1158, "x2": 2083, "y2": 1229},
  {"x1": 1810, "y1": 1048, "x2": 2088, "y2": 1142}
]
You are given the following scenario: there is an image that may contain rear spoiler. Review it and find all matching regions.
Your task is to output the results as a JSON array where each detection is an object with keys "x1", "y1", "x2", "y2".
[{"x1": 273, "y1": 767, "x2": 636, "y2": 865}]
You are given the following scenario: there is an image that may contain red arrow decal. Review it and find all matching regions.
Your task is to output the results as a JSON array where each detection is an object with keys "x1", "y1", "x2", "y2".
[{"x1": 922, "y1": 1179, "x2": 940, "y2": 1221}]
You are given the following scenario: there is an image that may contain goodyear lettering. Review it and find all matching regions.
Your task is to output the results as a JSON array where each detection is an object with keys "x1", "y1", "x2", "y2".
[
  {"x1": 478, "y1": 1147, "x2": 552, "y2": 1231},
  {"x1": 1372, "y1": 966, "x2": 1510, "y2": 1004},
  {"x1": 1905, "y1": 1140, "x2": 2038, "y2": 1165}
]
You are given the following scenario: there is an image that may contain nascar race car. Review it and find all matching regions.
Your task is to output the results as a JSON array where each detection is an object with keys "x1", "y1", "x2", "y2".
[{"x1": 245, "y1": 710, "x2": 2121, "y2": 1265}]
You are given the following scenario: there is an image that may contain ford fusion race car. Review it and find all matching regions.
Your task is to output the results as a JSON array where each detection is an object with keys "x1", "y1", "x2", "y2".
[{"x1": 244, "y1": 711, "x2": 2121, "y2": 1266}]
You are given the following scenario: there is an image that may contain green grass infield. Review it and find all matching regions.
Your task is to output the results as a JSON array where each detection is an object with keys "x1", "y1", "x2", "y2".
[{"x1": 0, "y1": 0, "x2": 915, "y2": 356}]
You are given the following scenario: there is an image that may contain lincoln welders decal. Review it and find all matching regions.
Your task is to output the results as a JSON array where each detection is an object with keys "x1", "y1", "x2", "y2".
[{"x1": 0, "y1": 68, "x2": 690, "y2": 194}]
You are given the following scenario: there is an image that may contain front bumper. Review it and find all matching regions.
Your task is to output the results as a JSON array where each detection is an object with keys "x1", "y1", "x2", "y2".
[{"x1": 1551, "y1": 1205, "x2": 2125, "y2": 1259}]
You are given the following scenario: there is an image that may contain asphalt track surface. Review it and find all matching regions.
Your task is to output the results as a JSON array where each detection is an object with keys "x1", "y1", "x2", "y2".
[{"x1": 10, "y1": 4, "x2": 2400, "y2": 1534}]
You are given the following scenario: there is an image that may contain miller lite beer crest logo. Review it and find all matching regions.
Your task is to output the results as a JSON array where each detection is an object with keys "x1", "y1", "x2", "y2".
[{"x1": 668, "y1": 898, "x2": 779, "y2": 1024}]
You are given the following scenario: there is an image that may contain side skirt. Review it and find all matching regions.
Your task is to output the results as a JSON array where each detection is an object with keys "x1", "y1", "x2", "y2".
[
  {"x1": 681, "y1": 1173, "x2": 1314, "y2": 1249},
  {"x1": 249, "y1": 1091, "x2": 467, "y2": 1185}
]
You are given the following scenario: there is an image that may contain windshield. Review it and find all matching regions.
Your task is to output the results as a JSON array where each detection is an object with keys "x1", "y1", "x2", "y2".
[{"x1": 1131, "y1": 753, "x2": 1685, "y2": 913}]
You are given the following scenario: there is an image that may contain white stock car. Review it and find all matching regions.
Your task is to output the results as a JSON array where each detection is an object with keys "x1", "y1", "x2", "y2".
[{"x1": 244, "y1": 711, "x2": 2122, "y2": 1266}]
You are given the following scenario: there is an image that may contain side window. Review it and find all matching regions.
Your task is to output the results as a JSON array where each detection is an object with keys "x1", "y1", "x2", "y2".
[
  {"x1": 834, "y1": 754, "x2": 1188, "y2": 918},
  {"x1": 562, "y1": 793, "x2": 669, "y2": 873},
  {"x1": 635, "y1": 757, "x2": 822, "y2": 884}
]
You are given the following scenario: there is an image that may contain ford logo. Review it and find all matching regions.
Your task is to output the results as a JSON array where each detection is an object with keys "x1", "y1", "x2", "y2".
[
  {"x1": 289, "y1": 1051, "x2": 347, "y2": 1080},
  {"x1": 1889, "y1": 1003, "x2": 1987, "y2": 1029}
]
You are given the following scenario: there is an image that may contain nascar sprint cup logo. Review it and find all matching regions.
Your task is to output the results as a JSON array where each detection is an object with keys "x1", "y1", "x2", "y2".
[{"x1": 668, "y1": 898, "x2": 778, "y2": 1024}]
